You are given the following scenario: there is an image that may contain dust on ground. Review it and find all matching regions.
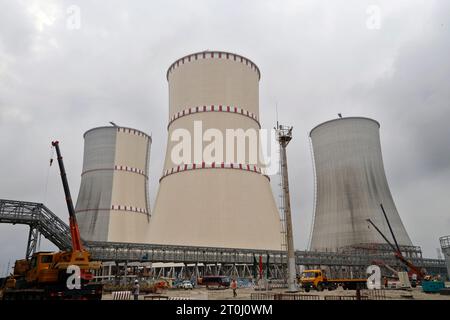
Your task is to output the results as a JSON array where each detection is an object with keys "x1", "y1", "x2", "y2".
[{"x1": 102, "y1": 283, "x2": 450, "y2": 300}]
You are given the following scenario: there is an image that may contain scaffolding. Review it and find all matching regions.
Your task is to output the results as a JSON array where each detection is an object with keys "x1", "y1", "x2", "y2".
[{"x1": 0, "y1": 198, "x2": 447, "y2": 280}]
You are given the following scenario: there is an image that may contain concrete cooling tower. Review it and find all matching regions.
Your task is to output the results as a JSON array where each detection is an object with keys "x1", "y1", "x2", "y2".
[
  {"x1": 147, "y1": 51, "x2": 283, "y2": 250},
  {"x1": 309, "y1": 117, "x2": 413, "y2": 252},
  {"x1": 75, "y1": 126, "x2": 151, "y2": 243}
]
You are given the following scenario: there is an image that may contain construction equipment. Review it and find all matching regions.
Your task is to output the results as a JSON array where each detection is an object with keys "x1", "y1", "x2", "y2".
[
  {"x1": 0, "y1": 141, "x2": 102, "y2": 300},
  {"x1": 298, "y1": 269, "x2": 367, "y2": 292},
  {"x1": 366, "y1": 204, "x2": 426, "y2": 280}
]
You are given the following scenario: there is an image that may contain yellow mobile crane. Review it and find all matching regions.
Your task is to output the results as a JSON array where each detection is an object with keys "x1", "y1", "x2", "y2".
[{"x1": 1, "y1": 141, "x2": 102, "y2": 300}]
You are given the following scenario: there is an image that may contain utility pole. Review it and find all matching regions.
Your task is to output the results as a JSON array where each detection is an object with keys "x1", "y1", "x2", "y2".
[{"x1": 276, "y1": 124, "x2": 297, "y2": 292}]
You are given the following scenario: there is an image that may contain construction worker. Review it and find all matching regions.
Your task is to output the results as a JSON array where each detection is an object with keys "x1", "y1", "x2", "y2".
[
  {"x1": 231, "y1": 279, "x2": 238, "y2": 298},
  {"x1": 133, "y1": 279, "x2": 140, "y2": 300},
  {"x1": 383, "y1": 277, "x2": 388, "y2": 288}
]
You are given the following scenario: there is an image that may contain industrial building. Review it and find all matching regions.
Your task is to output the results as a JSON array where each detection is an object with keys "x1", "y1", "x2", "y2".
[
  {"x1": 147, "y1": 51, "x2": 283, "y2": 250},
  {"x1": 75, "y1": 126, "x2": 151, "y2": 243},
  {"x1": 309, "y1": 117, "x2": 413, "y2": 252},
  {"x1": 0, "y1": 52, "x2": 448, "y2": 300}
]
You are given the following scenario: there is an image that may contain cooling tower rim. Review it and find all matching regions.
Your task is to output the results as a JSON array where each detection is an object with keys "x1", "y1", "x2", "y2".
[
  {"x1": 166, "y1": 50, "x2": 261, "y2": 81},
  {"x1": 83, "y1": 126, "x2": 152, "y2": 141},
  {"x1": 309, "y1": 117, "x2": 380, "y2": 137}
]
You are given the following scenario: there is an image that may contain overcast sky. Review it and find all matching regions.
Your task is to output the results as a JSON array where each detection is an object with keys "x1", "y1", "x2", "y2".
[{"x1": 1, "y1": 0, "x2": 449, "y2": 273}]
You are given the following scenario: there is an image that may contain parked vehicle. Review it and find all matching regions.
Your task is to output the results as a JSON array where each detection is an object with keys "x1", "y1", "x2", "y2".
[
  {"x1": 198, "y1": 276, "x2": 230, "y2": 289},
  {"x1": 299, "y1": 269, "x2": 366, "y2": 292},
  {"x1": 180, "y1": 280, "x2": 193, "y2": 290}
]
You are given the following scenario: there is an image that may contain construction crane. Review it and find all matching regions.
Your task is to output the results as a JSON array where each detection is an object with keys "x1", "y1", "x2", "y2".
[
  {"x1": 366, "y1": 204, "x2": 425, "y2": 280},
  {"x1": 0, "y1": 141, "x2": 102, "y2": 300},
  {"x1": 51, "y1": 141, "x2": 83, "y2": 253}
]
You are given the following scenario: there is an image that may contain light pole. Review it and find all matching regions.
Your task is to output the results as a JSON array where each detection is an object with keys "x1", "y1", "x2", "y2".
[{"x1": 276, "y1": 124, "x2": 297, "y2": 292}]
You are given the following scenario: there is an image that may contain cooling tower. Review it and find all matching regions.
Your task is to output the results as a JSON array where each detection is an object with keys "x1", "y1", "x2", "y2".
[
  {"x1": 147, "y1": 51, "x2": 282, "y2": 250},
  {"x1": 309, "y1": 117, "x2": 413, "y2": 251},
  {"x1": 75, "y1": 126, "x2": 151, "y2": 243}
]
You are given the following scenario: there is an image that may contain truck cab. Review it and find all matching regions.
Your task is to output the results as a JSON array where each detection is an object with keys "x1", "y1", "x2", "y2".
[
  {"x1": 299, "y1": 269, "x2": 327, "y2": 292},
  {"x1": 25, "y1": 253, "x2": 59, "y2": 284}
]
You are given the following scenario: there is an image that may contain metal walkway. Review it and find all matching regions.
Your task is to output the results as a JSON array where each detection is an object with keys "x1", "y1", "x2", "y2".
[
  {"x1": 0, "y1": 199, "x2": 72, "y2": 254},
  {"x1": 0, "y1": 199, "x2": 447, "y2": 276}
]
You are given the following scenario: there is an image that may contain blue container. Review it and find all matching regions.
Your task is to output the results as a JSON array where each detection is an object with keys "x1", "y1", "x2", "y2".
[{"x1": 422, "y1": 281, "x2": 445, "y2": 293}]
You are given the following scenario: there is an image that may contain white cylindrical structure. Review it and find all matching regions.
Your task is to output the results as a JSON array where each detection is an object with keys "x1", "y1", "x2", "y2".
[
  {"x1": 75, "y1": 126, "x2": 151, "y2": 242},
  {"x1": 309, "y1": 117, "x2": 413, "y2": 251},
  {"x1": 147, "y1": 51, "x2": 282, "y2": 250}
]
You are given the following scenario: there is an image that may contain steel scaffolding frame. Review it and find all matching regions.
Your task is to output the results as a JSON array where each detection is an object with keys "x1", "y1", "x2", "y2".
[{"x1": 0, "y1": 199, "x2": 447, "y2": 278}]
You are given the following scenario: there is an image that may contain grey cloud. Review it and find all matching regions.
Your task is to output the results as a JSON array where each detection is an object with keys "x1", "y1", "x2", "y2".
[{"x1": 1, "y1": 0, "x2": 449, "y2": 268}]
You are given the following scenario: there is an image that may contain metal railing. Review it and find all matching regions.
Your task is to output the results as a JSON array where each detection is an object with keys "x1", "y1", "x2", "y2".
[
  {"x1": 251, "y1": 292, "x2": 320, "y2": 300},
  {"x1": 324, "y1": 295, "x2": 368, "y2": 300},
  {"x1": 362, "y1": 289, "x2": 386, "y2": 300},
  {"x1": 0, "y1": 199, "x2": 71, "y2": 250},
  {"x1": 0, "y1": 198, "x2": 448, "y2": 277}
]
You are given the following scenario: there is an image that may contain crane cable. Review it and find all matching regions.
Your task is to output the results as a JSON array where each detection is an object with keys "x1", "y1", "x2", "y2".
[{"x1": 39, "y1": 146, "x2": 55, "y2": 251}]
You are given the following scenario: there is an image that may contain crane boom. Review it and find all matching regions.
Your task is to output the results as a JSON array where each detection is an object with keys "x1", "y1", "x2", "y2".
[
  {"x1": 51, "y1": 141, "x2": 83, "y2": 252},
  {"x1": 366, "y1": 216, "x2": 425, "y2": 279},
  {"x1": 380, "y1": 204, "x2": 401, "y2": 252},
  {"x1": 366, "y1": 218, "x2": 398, "y2": 252}
]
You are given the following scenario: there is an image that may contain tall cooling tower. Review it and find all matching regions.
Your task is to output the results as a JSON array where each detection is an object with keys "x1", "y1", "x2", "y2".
[
  {"x1": 309, "y1": 117, "x2": 413, "y2": 251},
  {"x1": 147, "y1": 51, "x2": 282, "y2": 250},
  {"x1": 75, "y1": 126, "x2": 151, "y2": 243}
]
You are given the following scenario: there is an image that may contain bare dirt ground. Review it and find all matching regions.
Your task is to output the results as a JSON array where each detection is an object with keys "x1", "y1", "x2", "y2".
[{"x1": 102, "y1": 283, "x2": 450, "y2": 300}]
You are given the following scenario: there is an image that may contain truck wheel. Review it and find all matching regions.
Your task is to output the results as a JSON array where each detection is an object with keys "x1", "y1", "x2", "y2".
[
  {"x1": 316, "y1": 284, "x2": 324, "y2": 292},
  {"x1": 304, "y1": 287, "x2": 310, "y2": 293}
]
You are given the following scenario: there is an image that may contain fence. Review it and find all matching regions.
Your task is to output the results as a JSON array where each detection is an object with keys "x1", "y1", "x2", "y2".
[
  {"x1": 251, "y1": 292, "x2": 320, "y2": 300},
  {"x1": 112, "y1": 291, "x2": 132, "y2": 300},
  {"x1": 143, "y1": 295, "x2": 192, "y2": 300},
  {"x1": 324, "y1": 295, "x2": 369, "y2": 300},
  {"x1": 362, "y1": 289, "x2": 386, "y2": 300}
]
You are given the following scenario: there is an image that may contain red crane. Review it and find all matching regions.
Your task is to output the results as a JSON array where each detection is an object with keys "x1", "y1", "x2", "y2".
[
  {"x1": 51, "y1": 141, "x2": 83, "y2": 251},
  {"x1": 366, "y1": 204, "x2": 425, "y2": 279}
]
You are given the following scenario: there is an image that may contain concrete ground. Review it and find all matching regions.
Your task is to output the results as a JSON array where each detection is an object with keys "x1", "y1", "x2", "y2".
[{"x1": 102, "y1": 284, "x2": 450, "y2": 300}]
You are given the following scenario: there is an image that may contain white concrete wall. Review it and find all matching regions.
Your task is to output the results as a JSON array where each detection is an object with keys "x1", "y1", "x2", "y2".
[{"x1": 148, "y1": 51, "x2": 282, "y2": 250}]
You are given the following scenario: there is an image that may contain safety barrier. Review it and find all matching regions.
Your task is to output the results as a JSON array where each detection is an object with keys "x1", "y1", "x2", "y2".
[
  {"x1": 251, "y1": 292, "x2": 320, "y2": 300},
  {"x1": 112, "y1": 291, "x2": 132, "y2": 300},
  {"x1": 362, "y1": 289, "x2": 386, "y2": 300},
  {"x1": 250, "y1": 292, "x2": 277, "y2": 300},
  {"x1": 274, "y1": 293, "x2": 320, "y2": 300},
  {"x1": 144, "y1": 295, "x2": 169, "y2": 300},
  {"x1": 324, "y1": 295, "x2": 368, "y2": 300}
]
